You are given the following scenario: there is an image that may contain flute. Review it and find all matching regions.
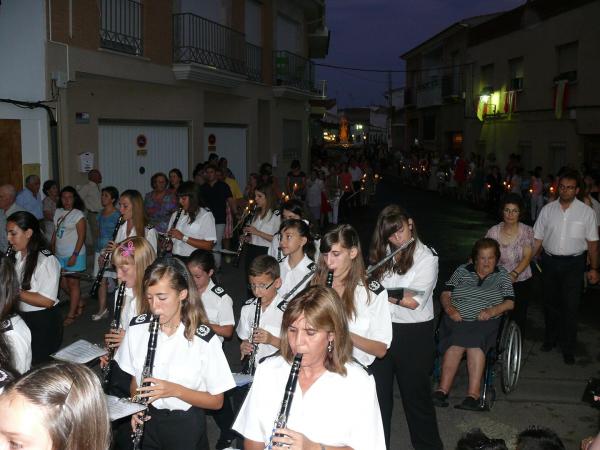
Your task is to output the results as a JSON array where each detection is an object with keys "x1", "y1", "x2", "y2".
[
  {"x1": 366, "y1": 237, "x2": 415, "y2": 277},
  {"x1": 242, "y1": 297, "x2": 262, "y2": 376},
  {"x1": 131, "y1": 314, "x2": 160, "y2": 450},
  {"x1": 266, "y1": 353, "x2": 303, "y2": 449},
  {"x1": 102, "y1": 282, "x2": 126, "y2": 388},
  {"x1": 90, "y1": 215, "x2": 123, "y2": 299}
]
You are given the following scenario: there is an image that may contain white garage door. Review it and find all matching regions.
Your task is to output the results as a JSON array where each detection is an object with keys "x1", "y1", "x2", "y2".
[
  {"x1": 204, "y1": 125, "x2": 247, "y2": 191},
  {"x1": 99, "y1": 123, "x2": 188, "y2": 196}
]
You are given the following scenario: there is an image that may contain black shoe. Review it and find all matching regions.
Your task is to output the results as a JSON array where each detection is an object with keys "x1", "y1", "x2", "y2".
[
  {"x1": 431, "y1": 390, "x2": 449, "y2": 407},
  {"x1": 541, "y1": 342, "x2": 555, "y2": 352},
  {"x1": 215, "y1": 439, "x2": 233, "y2": 450},
  {"x1": 454, "y1": 396, "x2": 482, "y2": 411},
  {"x1": 563, "y1": 353, "x2": 575, "y2": 365}
]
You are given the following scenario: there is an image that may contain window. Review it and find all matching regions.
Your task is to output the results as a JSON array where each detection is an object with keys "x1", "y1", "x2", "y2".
[
  {"x1": 549, "y1": 142, "x2": 567, "y2": 174},
  {"x1": 276, "y1": 14, "x2": 300, "y2": 53},
  {"x1": 509, "y1": 57, "x2": 524, "y2": 91},
  {"x1": 245, "y1": 0, "x2": 262, "y2": 46},
  {"x1": 556, "y1": 41, "x2": 578, "y2": 83},
  {"x1": 422, "y1": 115, "x2": 436, "y2": 141},
  {"x1": 480, "y1": 64, "x2": 494, "y2": 91}
]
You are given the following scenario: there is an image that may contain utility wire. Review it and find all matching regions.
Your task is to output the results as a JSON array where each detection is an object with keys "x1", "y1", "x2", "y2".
[{"x1": 315, "y1": 61, "x2": 473, "y2": 73}]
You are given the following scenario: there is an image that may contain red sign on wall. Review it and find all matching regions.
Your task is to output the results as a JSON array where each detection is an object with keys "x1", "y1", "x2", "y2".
[{"x1": 136, "y1": 134, "x2": 147, "y2": 147}]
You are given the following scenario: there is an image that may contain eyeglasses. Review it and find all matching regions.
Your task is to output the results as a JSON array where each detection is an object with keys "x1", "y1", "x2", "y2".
[
  {"x1": 247, "y1": 279, "x2": 276, "y2": 291},
  {"x1": 503, "y1": 208, "x2": 520, "y2": 215},
  {"x1": 558, "y1": 185, "x2": 577, "y2": 190}
]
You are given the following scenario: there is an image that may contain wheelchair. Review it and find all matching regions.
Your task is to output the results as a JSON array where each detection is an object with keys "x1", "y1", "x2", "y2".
[{"x1": 433, "y1": 312, "x2": 522, "y2": 411}]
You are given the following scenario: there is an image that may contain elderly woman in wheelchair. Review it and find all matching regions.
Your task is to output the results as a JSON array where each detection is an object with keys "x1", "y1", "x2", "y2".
[{"x1": 432, "y1": 238, "x2": 515, "y2": 411}]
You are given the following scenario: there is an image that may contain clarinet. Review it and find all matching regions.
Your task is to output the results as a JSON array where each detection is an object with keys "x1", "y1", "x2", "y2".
[
  {"x1": 102, "y1": 282, "x2": 126, "y2": 388},
  {"x1": 163, "y1": 208, "x2": 183, "y2": 254},
  {"x1": 5, "y1": 244, "x2": 14, "y2": 259},
  {"x1": 131, "y1": 315, "x2": 160, "y2": 450},
  {"x1": 266, "y1": 353, "x2": 303, "y2": 449},
  {"x1": 326, "y1": 270, "x2": 334, "y2": 288},
  {"x1": 90, "y1": 215, "x2": 124, "y2": 298},
  {"x1": 366, "y1": 237, "x2": 415, "y2": 277},
  {"x1": 242, "y1": 297, "x2": 262, "y2": 375},
  {"x1": 233, "y1": 202, "x2": 257, "y2": 267}
]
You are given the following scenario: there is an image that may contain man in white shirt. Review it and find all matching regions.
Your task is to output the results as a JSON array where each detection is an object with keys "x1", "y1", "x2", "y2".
[
  {"x1": 0, "y1": 184, "x2": 26, "y2": 253},
  {"x1": 533, "y1": 170, "x2": 599, "y2": 365},
  {"x1": 77, "y1": 169, "x2": 102, "y2": 249}
]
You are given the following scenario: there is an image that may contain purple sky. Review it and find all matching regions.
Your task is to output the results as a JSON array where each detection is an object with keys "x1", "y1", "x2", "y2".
[{"x1": 317, "y1": 0, "x2": 525, "y2": 108}]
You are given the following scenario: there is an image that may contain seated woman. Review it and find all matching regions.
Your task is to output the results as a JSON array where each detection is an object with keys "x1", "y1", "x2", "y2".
[
  {"x1": 433, "y1": 238, "x2": 514, "y2": 411},
  {"x1": 233, "y1": 285, "x2": 386, "y2": 450}
]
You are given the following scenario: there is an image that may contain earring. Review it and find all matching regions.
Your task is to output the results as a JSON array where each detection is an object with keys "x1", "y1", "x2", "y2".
[{"x1": 327, "y1": 341, "x2": 333, "y2": 353}]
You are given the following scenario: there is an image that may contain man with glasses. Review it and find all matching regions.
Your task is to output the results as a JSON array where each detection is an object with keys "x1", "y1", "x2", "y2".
[{"x1": 533, "y1": 170, "x2": 599, "y2": 364}]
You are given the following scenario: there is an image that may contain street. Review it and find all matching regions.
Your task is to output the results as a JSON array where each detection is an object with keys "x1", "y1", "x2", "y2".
[{"x1": 62, "y1": 176, "x2": 600, "y2": 449}]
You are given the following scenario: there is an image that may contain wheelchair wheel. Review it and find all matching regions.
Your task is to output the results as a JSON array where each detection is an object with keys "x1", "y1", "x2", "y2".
[{"x1": 500, "y1": 320, "x2": 522, "y2": 394}]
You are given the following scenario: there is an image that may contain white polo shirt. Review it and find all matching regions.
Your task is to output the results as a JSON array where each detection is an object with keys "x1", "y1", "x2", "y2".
[
  {"x1": 115, "y1": 317, "x2": 235, "y2": 411},
  {"x1": 233, "y1": 355, "x2": 386, "y2": 450},
  {"x1": 250, "y1": 210, "x2": 281, "y2": 248},
  {"x1": 0, "y1": 315, "x2": 32, "y2": 374},
  {"x1": 533, "y1": 198, "x2": 598, "y2": 255},
  {"x1": 15, "y1": 250, "x2": 61, "y2": 312},
  {"x1": 236, "y1": 296, "x2": 284, "y2": 363},
  {"x1": 115, "y1": 222, "x2": 158, "y2": 254},
  {"x1": 379, "y1": 242, "x2": 438, "y2": 324},
  {"x1": 201, "y1": 280, "x2": 235, "y2": 343},
  {"x1": 168, "y1": 208, "x2": 217, "y2": 257},
  {"x1": 350, "y1": 282, "x2": 392, "y2": 366},
  {"x1": 279, "y1": 255, "x2": 315, "y2": 301}
]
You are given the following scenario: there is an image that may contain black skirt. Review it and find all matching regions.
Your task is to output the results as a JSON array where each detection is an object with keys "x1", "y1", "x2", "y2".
[{"x1": 438, "y1": 315, "x2": 500, "y2": 354}]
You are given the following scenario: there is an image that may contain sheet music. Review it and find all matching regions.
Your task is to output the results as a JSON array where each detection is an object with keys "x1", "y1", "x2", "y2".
[
  {"x1": 232, "y1": 373, "x2": 253, "y2": 387},
  {"x1": 105, "y1": 395, "x2": 147, "y2": 421},
  {"x1": 51, "y1": 339, "x2": 107, "y2": 364}
]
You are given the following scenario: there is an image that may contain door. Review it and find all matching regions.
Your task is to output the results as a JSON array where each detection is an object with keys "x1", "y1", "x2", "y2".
[
  {"x1": 99, "y1": 123, "x2": 188, "y2": 195},
  {"x1": 204, "y1": 125, "x2": 247, "y2": 190},
  {"x1": 0, "y1": 119, "x2": 23, "y2": 189}
]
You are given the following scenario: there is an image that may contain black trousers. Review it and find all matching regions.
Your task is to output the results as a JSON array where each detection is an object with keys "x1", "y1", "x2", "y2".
[
  {"x1": 541, "y1": 252, "x2": 586, "y2": 354},
  {"x1": 371, "y1": 320, "x2": 443, "y2": 450},
  {"x1": 511, "y1": 277, "x2": 532, "y2": 332},
  {"x1": 20, "y1": 306, "x2": 63, "y2": 365}
]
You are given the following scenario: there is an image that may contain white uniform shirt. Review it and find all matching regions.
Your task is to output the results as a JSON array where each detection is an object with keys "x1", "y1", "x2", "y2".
[
  {"x1": 350, "y1": 282, "x2": 392, "y2": 366},
  {"x1": 379, "y1": 242, "x2": 438, "y2": 324},
  {"x1": 233, "y1": 356, "x2": 385, "y2": 450},
  {"x1": 168, "y1": 208, "x2": 217, "y2": 257},
  {"x1": 113, "y1": 286, "x2": 138, "y2": 331},
  {"x1": 15, "y1": 250, "x2": 61, "y2": 312},
  {"x1": 279, "y1": 255, "x2": 315, "y2": 300},
  {"x1": 201, "y1": 280, "x2": 235, "y2": 343},
  {"x1": 0, "y1": 315, "x2": 32, "y2": 374},
  {"x1": 115, "y1": 317, "x2": 235, "y2": 411},
  {"x1": 250, "y1": 210, "x2": 281, "y2": 247},
  {"x1": 533, "y1": 198, "x2": 599, "y2": 255},
  {"x1": 115, "y1": 221, "x2": 158, "y2": 253},
  {"x1": 236, "y1": 296, "x2": 284, "y2": 363},
  {"x1": 53, "y1": 208, "x2": 86, "y2": 257}
]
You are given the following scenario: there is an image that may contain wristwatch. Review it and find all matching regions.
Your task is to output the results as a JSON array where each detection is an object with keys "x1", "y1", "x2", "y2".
[{"x1": 182, "y1": 235, "x2": 189, "y2": 243}]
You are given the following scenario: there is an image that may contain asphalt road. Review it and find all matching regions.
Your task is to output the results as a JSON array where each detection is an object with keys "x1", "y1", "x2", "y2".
[{"x1": 61, "y1": 177, "x2": 600, "y2": 449}]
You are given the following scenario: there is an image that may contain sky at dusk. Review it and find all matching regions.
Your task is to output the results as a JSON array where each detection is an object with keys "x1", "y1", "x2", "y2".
[{"x1": 317, "y1": 0, "x2": 526, "y2": 108}]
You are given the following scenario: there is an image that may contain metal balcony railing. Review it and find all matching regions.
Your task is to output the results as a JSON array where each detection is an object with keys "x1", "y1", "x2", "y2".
[
  {"x1": 246, "y1": 43, "x2": 262, "y2": 82},
  {"x1": 173, "y1": 13, "x2": 246, "y2": 75},
  {"x1": 100, "y1": 0, "x2": 143, "y2": 56},
  {"x1": 274, "y1": 50, "x2": 315, "y2": 91}
]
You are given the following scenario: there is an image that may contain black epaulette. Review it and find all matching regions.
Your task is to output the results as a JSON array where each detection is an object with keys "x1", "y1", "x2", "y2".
[
  {"x1": 258, "y1": 350, "x2": 280, "y2": 365},
  {"x1": 277, "y1": 254, "x2": 287, "y2": 263},
  {"x1": 273, "y1": 209, "x2": 281, "y2": 216},
  {"x1": 195, "y1": 324, "x2": 216, "y2": 342},
  {"x1": 244, "y1": 297, "x2": 257, "y2": 306},
  {"x1": 211, "y1": 285, "x2": 227, "y2": 297},
  {"x1": 40, "y1": 248, "x2": 53, "y2": 257},
  {"x1": 367, "y1": 280, "x2": 385, "y2": 295},
  {"x1": 307, "y1": 262, "x2": 316, "y2": 271},
  {"x1": 145, "y1": 225, "x2": 154, "y2": 231},
  {"x1": 129, "y1": 314, "x2": 152, "y2": 327},
  {"x1": 352, "y1": 357, "x2": 373, "y2": 376},
  {"x1": 276, "y1": 299, "x2": 288, "y2": 312},
  {"x1": 0, "y1": 368, "x2": 12, "y2": 388},
  {"x1": 0, "y1": 318, "x2": 13, "y2": 333},
  {"x1": 428, "y1": 246, "x2": 438, "y2": 256}
]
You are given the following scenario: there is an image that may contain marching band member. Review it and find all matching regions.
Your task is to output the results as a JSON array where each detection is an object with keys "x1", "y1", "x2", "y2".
[
  {"x1": 369, "y1": 205, "x2": 443, "y2": 450},
  {"x1": 115, "y1": 257, "x2": 235, "y2": 450},
  {"x1": 311, "y1": 224, "x2": 392, "y2": 368},
  {"x1": 233, "y1": 285, "x2": 386, "y2": 450},
  {"x1": 237, "y1": 255, "x2": 284, "y2": 367},
  {"x1": 0, "y1": 257, "x2": 31, "y2": 374},
  {"x1": 7, "y1": 211, "x2": 62, "y2": 364},
  {"x1": 106, "y1": 189, "x2": 158, "y2": 255},
  {"x1": 167, "y1": 181, "x2": 217, "y2": 259},
  {"x1": 278, "y1": 219, "x2": 316, "y2": 300},
  {"x1": 243, "y1": 183, "x2": 281, "y2": 270}
]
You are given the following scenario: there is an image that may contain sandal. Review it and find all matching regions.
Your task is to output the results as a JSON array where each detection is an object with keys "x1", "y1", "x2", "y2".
[
  {"x1": 63, "y1": 315, "x2": 77, "y2": 327},
  {"x1": 432, "y1": 390, "x2": 449, "y2": 407},
  {"x1": 454, "y1": 396, "x2": 482, "y2": 411}
]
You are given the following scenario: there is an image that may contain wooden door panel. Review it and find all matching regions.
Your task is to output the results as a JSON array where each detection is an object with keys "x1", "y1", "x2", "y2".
[{"x1": 0, "y1": 119, "x2": 23, "y2": 190}]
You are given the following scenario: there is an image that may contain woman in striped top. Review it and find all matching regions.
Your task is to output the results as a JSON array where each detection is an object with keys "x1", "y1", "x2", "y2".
[{"x1": 433, "y1": 238, "x2": 514, "y2": 411}]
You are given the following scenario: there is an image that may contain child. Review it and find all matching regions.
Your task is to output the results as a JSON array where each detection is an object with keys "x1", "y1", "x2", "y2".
[
  {"x1": 277, "y1": 219, "x2": 316, "y2": 301},
  {"x1": 243, "y1": 183, "x2": 281, "y2": 270}
]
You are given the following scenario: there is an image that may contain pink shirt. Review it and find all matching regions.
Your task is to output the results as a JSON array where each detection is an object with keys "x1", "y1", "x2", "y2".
[{"x1": 485, "y1": 222, "x2": 534, "y2": 282}]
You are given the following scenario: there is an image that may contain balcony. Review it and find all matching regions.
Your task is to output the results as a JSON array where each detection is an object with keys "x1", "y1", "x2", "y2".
[
  {"x1": 273, "y1": 50, "x2": 315, "y2": 98},
  {"x1": 172, "y1": 13, "x2": 247, "y2": 87},
  {"x1": 100, "y1": 0, "x2": 143, "y2": 56},
  {"x1": 246, "y1": 43, "x2": 262, "y2": 83},
  {"x1": 416, "y1": 77, "x2": 442, "y2": 108},
  {"x1": 442, "y1": 75, "x2": 462, "y2": 101}
]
